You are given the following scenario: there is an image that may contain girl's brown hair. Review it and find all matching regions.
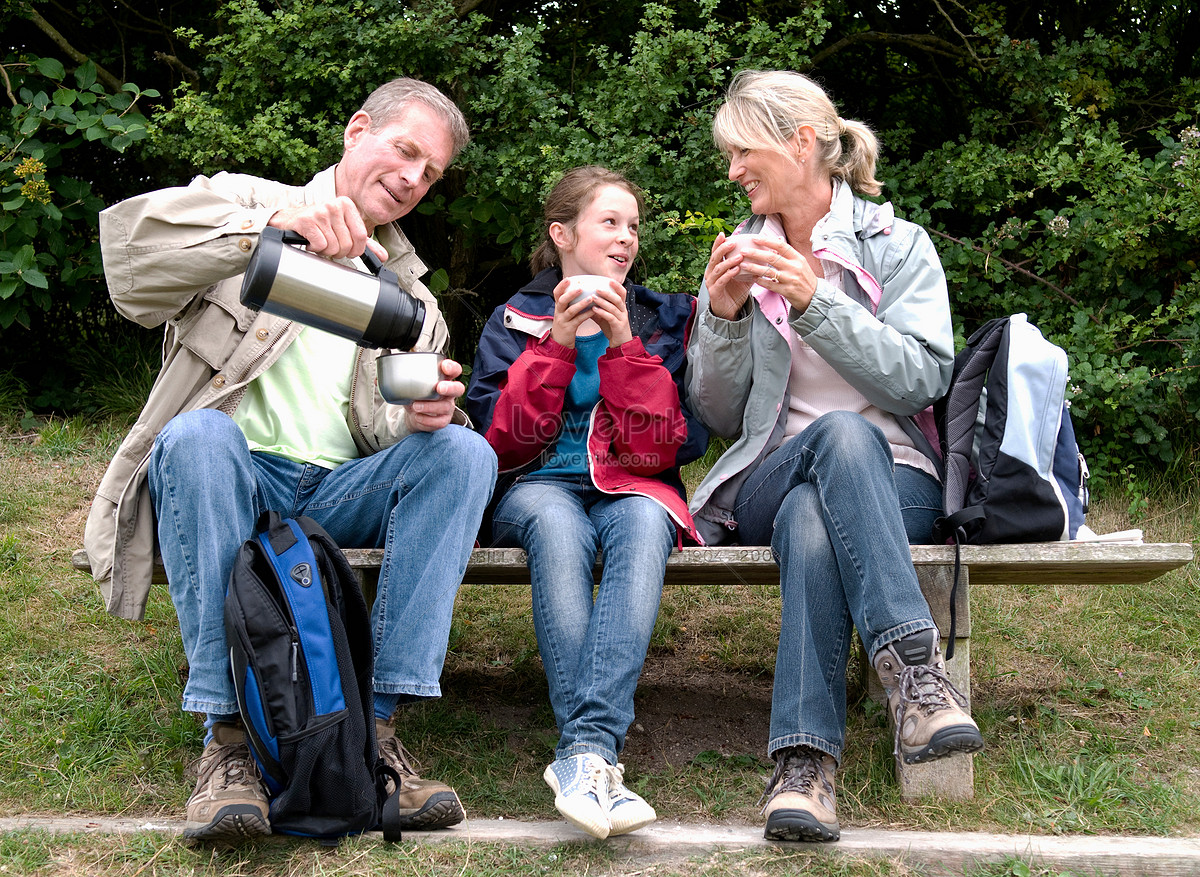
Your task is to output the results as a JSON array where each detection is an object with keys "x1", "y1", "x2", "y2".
[{"x1": 530, "y1": 166, "x2": 645, "y2": 275}]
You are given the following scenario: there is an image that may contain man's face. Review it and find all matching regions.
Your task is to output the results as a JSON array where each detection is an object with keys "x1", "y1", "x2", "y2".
[{"x1": 335, "y1": 102, "x2": 456, "y2": 233}]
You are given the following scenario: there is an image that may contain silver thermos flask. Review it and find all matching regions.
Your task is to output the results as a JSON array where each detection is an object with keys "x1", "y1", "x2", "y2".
[{"x1": 239, "y1": 227, "x2": 426, "y2": 350}]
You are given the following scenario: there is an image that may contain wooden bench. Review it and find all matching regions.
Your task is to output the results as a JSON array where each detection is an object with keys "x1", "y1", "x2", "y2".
[{"x1": 71, "y1": 541, "x2": 1195, "y2": 802}]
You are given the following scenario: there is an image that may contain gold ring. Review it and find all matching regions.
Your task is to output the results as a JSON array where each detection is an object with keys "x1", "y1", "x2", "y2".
[{"x1": 769, "y1": 270, "x2": 779, "y2": 283}]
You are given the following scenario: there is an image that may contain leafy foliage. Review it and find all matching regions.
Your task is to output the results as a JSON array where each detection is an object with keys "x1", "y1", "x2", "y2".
[
  {"x1": 0, "y1": 56, "x2": 157, "y2": 329},
  {"x1": 3, "y1": 0, "x2": 1199, "y2": 479},
  {"x1": 887, "y1": 28, "x2": 1200, "y2": 478}
]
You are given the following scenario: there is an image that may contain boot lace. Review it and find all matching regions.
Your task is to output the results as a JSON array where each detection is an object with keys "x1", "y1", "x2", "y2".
[
  {"x1": 378, "y1": 734, "x2": 420, "y2": 780},
  {"x1": 198, "y1": 742, "x2": 259, "y2": 794},
  {"x1": 758, "y1": 746, "x2": 826, "y2": 810},
  {"x1": 896, "y1": 663, "x2": 970, "y2": 715}
]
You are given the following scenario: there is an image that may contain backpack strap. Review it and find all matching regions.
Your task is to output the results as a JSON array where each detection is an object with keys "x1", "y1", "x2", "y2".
[
  {"x1": 256, "y1": 512, "x2": 348, "y2": 717},
  {"x1": 931, "y1": 317, "x2": 1009, "y2": 661}
]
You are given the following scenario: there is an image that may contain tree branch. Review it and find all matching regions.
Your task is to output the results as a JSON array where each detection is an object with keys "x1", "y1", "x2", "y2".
[
  {"x1": 809, "y1": 31, "x2": 973, "y2": 69},
  {"x1": 153, "y1": 51, "x2": 199, "y2": 87},
  {"x1": 930, "y1": 0, "x2": 984, "y2": 67},
  {"x1": 26, "y1": 6, "x2": 125, "y2": 93},
  {"x1": 454, "y1": 0, "x2": 489, "y2": 16},
  {"x1": 928, "y1": 228, "x2": 1104, "y2": 327},
  {"x1": 0, "y1": 64, "x2": 18, "y2": 108}
]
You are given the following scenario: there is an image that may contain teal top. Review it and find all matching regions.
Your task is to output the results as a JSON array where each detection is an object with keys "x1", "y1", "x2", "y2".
[{"x1": 534, "y1": 331, "x2": 607, "y2": 477}]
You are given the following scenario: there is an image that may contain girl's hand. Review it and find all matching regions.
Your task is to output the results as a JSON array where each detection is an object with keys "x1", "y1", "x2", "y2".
[
  {"x1": 586, "y1": 278, "x2": 633, "y2": 347},
  {"x1": 550, "y1": 278, "x2": 601, "y2": 348},
  {"x1": 703, "y1": 233, "x2": 755, "y2": 320}
]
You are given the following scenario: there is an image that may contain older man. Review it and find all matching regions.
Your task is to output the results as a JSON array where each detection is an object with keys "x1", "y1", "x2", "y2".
[{"x1": 85, "y1": 78, "x2": 497, "y2": 841}]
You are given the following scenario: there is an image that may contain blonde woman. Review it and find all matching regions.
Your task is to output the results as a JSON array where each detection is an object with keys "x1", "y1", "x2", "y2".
[{"x1": 686, "y1": 70, "x2": 983, "y2": 842}]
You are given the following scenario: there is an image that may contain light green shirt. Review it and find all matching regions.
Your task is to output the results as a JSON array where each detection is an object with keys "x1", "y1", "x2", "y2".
[{"x1": 233, "y1": 327, "x2": 360, "y2": 468}]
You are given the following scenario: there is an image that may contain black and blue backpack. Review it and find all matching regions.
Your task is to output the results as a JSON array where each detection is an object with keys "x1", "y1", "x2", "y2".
[
  {"x1": 931, "y1": 313, "x2": 1091, "y2": 655},
  {"x1": 224, "y1": 511, "x2": 403, "y2": 841}
]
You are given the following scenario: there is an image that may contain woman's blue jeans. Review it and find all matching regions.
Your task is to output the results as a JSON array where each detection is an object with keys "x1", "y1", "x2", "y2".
[
  {"x1": 492, "y1": 474, "x2": 674, "y2": 766},
  {"x1": 147, "y1": 409, "x2": 497, "y2": 717},
  {"x1": 734, "y1": 411, "x2": 942, "y2": 763}
]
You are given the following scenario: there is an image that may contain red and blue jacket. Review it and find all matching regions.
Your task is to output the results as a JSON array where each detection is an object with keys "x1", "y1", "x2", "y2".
[{"x1": 465, "y1": 268, "x2": 709, "y2": 545}]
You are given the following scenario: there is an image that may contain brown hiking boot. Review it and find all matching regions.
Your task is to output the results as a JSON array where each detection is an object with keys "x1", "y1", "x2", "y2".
[
  {"x1": 761, "y1": 746, "x2": 840, "y2": 842},
  {"x1": 873, "y1": 629, "x2": 984, "y2": 765},
  {"x1": 376, "y1": 717, "x2": 465, "y2": 829},
  {"x1": 182, "y1": 723, "x2": 270, "y2": 842}
]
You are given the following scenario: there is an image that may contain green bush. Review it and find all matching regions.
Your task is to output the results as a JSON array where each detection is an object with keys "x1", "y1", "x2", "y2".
[
  {"x1": 0, "y1": 57, "x2": 157, "y2": 330},
  {"x1": 6, "y1": 0, "x2": 1198, "y2": 480}
]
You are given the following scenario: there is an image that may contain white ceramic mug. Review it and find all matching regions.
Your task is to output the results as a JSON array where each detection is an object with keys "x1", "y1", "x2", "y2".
[{"x1": 563, "y1": 274, "x2": 613, "y2": 308}]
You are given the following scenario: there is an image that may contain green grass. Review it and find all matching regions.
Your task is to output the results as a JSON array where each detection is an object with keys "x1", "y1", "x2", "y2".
[{"x1": 1, "y1": 418, "x2": 1198, "y2": 875}]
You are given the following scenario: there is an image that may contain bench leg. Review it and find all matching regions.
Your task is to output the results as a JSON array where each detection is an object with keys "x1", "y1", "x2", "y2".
[{"x1": 867, "y1": 564, "x2": 976, "y2": 801}]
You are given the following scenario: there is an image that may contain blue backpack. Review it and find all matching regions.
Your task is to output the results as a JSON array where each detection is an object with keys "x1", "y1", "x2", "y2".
[
  {"x1": 931, "y1": 314, "x2": 1090, "y2": 654},
  {"x1": 224, "y1": 511, "x2": 403, "y2": 840}
]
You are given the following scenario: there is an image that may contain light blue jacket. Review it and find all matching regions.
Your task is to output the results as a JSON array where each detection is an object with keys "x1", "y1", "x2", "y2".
[{"x1": 685, "y1": 191, "x2": 954, "y2": 545}]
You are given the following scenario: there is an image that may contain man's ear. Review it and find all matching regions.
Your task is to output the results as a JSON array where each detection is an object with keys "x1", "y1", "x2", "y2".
[
  {"x1": 548, "y1": 221, "x2": 574, "y2": 253},
  {"x1": 343, "y1": 111, "x2": 372, "y2": 152}
]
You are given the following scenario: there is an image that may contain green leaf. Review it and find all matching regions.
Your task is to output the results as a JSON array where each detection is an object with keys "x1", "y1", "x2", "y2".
[
  {"x1": 428, "y1": 268, "x2": 450, "y2": 293},
  {"x1": 22, "y1": 269, "x2": 49, "y2": 290},
  {"x1": 74, "y1": 62, "x2": 97, "y2": 89},
  {"x1": 33, "y1": 57, "x2": 66, "y2": 80}
]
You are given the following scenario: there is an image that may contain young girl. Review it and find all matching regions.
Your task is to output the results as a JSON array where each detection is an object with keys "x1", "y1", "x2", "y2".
[{"x1": 465, "y1": 166, "x2": 708, "y2": 839}]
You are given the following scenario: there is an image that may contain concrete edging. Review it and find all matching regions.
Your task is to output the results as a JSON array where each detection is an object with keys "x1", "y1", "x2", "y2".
[{"x1": 3, "y1": 817, "x2": 1199, "y2": 876}]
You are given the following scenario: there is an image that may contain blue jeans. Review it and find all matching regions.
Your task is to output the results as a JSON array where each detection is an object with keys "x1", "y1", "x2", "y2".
[
  {"x1": 491, "y1": 474, "x2": 673, "y2": 766},
  {"x1": 734, "y1": 411, "x2": 942, "y2": 763},
  {"x1": 147, "y1": 409, "x2": 497, "y2": 716}
]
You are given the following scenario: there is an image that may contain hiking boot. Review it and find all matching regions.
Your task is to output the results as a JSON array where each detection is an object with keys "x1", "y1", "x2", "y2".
[
  {"x1": 604, "y1": 762, "x2": 656, "y2": 836},
  {"x1": 761, "y1": 746, "x2": 839, "y2": 842},
  {"x1": 376, "y1": 718, "x2": 465, "y2": 830},
  {"x1": 873, "y1": 629, "x2": 985, "y2": 764},
  {"x1": 182, "y1": 723, "x2": 270, "y2": 842},
  {"x1": 543, "y1": 753, "x2": 611, "y2": 839}
]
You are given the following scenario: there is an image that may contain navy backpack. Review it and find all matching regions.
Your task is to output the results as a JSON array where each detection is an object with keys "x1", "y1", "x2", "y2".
[{"x1": 224, "y1": 511, "x2": 404, "y2": 841}]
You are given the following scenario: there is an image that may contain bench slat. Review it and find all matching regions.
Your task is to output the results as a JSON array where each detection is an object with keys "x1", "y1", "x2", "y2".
[
  {"x1": 362, "y1": 543, "x2": 1195, "y2": 587},
  {"x1": 70, "y1": 542, "x2": 1193, "y2": 587}
]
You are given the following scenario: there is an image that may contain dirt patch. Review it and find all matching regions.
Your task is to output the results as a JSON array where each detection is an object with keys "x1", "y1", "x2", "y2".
[{"x1": 440, "y1": 652, "x2": 775, "y2": 770}]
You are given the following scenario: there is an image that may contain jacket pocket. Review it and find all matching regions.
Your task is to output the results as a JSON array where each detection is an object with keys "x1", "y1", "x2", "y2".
[{"x1": 176, "y1": 283, "x2": 254, "y2": 371}]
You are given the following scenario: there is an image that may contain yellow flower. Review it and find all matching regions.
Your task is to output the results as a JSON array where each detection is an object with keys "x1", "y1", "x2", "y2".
[
  {"x1": 21, "y1": 179, "x2": 52, "y2": 204},
  {"x1": 14, "y1": 157, "x2": 47, "y2": 179}
]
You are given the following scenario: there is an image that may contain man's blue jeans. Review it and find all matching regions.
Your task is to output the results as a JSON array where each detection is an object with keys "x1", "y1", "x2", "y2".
[
  {"x1": 147, "y1": 409, "x2": 497, "y2": 717},
  {"x1": 734, "y1": 411, "x2": 942, "y2": 763},
  {"x1": 491, "y1": 474, "x2": 673, "y2": 766}
]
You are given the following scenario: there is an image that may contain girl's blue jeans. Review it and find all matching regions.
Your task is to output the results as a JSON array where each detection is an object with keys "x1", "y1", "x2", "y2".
[{"x1": 491, "y1": 473, "x2": 674, "y2": 766}]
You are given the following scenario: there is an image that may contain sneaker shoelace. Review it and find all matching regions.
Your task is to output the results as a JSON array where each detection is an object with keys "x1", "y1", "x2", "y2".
[
  {"x1": 575, "y1": 756, "x2": 607, "y2": 800},
  {"x1": 758, "y1": 747, "x2": 826, "y2": 810},
  {"x1": 896, "y1": 663, "x2": 970, "y2": 715},
  {"x1": 605, "y1": 763, "x2": 632, "y2": 802}
]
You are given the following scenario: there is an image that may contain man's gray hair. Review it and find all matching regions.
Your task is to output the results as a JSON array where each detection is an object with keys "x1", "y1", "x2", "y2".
[{"x1": 358, "y1": 78, "x2": 470, "y2": 160}]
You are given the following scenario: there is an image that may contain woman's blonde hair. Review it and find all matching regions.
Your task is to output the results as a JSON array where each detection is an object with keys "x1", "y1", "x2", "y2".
[
  {"x1": 712, "y1": 69, "x2": 881, "y2": 197},
  {"x1": 530, "y1": 166, "x2": 645, "y2": 275}
]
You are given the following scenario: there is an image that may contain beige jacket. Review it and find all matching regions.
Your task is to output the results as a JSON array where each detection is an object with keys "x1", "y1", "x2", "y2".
[{"x1": 85, "y1": 166, "x2": 459, "y2": 620}]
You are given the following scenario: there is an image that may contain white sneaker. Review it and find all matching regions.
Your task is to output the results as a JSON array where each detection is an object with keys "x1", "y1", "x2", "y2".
[
  {"x1": 605, "y1": 763, "x2": 656, "y2": 835},
  {"x1": 543, "y1": 754, "x2": 610, "y2": 839}
]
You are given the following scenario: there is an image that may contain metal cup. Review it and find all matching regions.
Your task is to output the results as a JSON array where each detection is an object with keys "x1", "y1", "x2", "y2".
[{"x1": 377, "y1": 352, "x2": 445, "y2": 404}]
